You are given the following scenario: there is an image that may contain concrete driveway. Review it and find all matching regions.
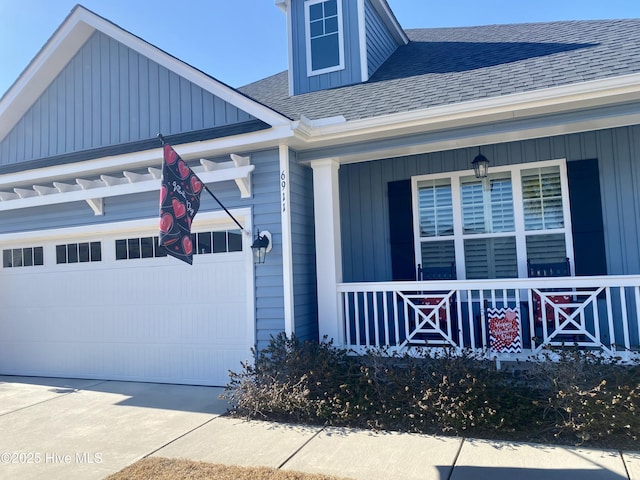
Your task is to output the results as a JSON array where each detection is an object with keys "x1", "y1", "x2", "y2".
[{"x1": 0, "y1": 375, "x2": 229, "y2": 479}]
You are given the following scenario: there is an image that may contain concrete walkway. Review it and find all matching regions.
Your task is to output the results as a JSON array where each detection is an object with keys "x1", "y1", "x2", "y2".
[{"x1": 0, "y1": 376, "x2": 637, "y2": 480}]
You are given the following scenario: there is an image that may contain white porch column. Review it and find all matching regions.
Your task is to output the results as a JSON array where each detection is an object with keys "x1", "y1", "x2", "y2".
[{"x1": 311, "y1": 158, "x2": 344, "y2": 344}]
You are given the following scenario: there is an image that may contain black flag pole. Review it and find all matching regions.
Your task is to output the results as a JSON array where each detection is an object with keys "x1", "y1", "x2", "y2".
[{"x1": 157, "y1": 133, "x2": 245, "y2": 232}]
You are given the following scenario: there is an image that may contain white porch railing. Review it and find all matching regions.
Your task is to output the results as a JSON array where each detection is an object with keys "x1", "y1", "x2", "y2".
[{"x1": 336, "y1": 275, "x2": 640, "y2": 362}]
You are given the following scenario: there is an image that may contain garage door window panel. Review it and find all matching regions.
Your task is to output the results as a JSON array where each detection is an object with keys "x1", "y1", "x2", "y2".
[
  {"x1": 56, "y1": 242, "x2": 102, "y2": 264},
  {"x1": 115, "y1": 230, "x2": 241, "y2": 261},
  {"x1": 2, "y1": 246, "x2": 44, "y2": 268}
]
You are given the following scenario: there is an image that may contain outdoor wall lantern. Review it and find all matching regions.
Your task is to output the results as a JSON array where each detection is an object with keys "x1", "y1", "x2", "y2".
[
  {"x1": 471, "y1": 148, "x2": 490, "y2": 179},
  {"x1": 251, "y1": 230, "x2": 272, "y2": 264}
]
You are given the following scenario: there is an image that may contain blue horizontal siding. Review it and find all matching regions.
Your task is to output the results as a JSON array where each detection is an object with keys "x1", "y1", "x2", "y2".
[{"x1": 245, "y1": 150, "x2": 285, "y2": 350}]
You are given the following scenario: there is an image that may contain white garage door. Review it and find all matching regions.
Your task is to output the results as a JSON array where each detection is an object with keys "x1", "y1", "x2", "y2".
[{"x1": 0, "y1": 222, "x2": 253, "y2": 386}]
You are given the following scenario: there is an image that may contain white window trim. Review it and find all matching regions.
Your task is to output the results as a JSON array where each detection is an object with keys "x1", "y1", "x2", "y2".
[
  {"x1": 411, "y1": 159, "x2": 574, "y2": 280},
  {"x1": 304, "y1": 0, "x2": 345, "y2": 77}
]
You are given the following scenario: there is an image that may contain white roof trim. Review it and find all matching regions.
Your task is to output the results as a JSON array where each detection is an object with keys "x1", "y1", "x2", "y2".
[
  {"x1": 357, "y1": 0, "x2": 369, "y2": 82},
  {"x1": 275, "y1": 0, "x2": 289, "y2": 14},
  {"x1": 293, "y1": 72, "x2": 640, "y2": 144},
  {"x1": 0, "y1": 5, "x2": 289, "y2": 141},
  {"x1": 370, "y1": 0, "x2": 409, "y2": 45}
]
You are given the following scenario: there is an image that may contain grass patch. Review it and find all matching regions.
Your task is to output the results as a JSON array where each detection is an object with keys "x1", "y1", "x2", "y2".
[
  {"x1": 223, "y1": 334, "x2": 640, "y2": 451},
  {"x1": 105, "y1": 457, "x2": 352, "y2": 480}
]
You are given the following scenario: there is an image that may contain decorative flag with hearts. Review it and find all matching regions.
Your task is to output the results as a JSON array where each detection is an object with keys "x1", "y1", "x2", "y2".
[
  {"x1": 487, "y1": 307, "x2": 522, "y2": 353},
  {"x1": 158, "y1": 143, "x2": 203, "y2": 265}
]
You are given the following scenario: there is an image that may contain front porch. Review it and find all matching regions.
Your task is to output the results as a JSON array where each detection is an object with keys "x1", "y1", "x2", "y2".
[
  {"x1": 308, "y1": 129, "x2": 640, "y2": 364},
  {"x1": 333, "y1": 275, "x2": 640, "y2": 362}
]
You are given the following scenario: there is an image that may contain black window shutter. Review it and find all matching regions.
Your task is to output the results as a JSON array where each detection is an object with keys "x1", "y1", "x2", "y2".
[
  {"x1": 567, "y1": 159, "x2": 607, "y2": 276},
  {"x1": 388, "y1": 179, "x2": 416, "y2": 280}
]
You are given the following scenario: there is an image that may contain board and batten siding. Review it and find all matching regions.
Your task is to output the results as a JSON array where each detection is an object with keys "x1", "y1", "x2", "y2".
[
  {"x1": 364, "y1": 0, "x2": 399, "y2": 78},
  {"x1": 339, "y1": 125, "x2": 640, "y2": 282},
  {"x1": 290, "y1": 0, "x2": 363, "y2": 95},
  {"x1": 288, "y1": 151, "x2": 318, "y2": 341},
  {"x1": 0, "y1": 30, "x2": 255, "y2": 166}
]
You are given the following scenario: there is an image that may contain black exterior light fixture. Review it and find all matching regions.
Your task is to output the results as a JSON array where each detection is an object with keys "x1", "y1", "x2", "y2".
[
  {"x1": 471, "y1": 147, "x2": 490, "y2": 179},
  {"x1": 251, "y1": 230, "x2": 272, "y2": 264}
]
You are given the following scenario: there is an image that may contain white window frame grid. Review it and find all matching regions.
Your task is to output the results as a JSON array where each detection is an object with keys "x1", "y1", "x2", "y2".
[
  {"x1": 304, "y1": 0, "x2": 345, "y2": 76},
  {"x1": 55, "y1": 241, "x2": 102, "y2": 265},
  {"x1": 114, "y1": 229, "x2": 243, "y2": 261},
  {"x1": 2, "y1": 245, "x2": 44, "y2": 268},
  {"x1": 411, "y1": 159, "x2": 574, "y2": 280}
]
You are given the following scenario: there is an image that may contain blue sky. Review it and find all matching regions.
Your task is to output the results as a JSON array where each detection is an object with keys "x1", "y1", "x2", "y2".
[{"x1": 1, "y1": 0, "x2": 639, "y2": 96}]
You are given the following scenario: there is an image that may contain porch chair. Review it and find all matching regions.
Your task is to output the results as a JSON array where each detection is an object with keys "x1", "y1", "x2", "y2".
[
  {"x1": 528, "y1": 257, "x2": 573, "y2": 339},
  {"x1": 527, "y1": 258, "x2": 571, "y2": 278},
  {"x1": 417, "y1": 263, "x2": 456, "y2": 281},
  {"x1": 414, "y1": 263, "x2": 457, "y2": 343}
]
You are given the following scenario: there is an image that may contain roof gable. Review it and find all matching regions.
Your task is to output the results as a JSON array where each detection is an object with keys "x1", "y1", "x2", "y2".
[
  {"x1": 0, "y1": 5, "x2": 288, "y2": 159},
  {"x1": 1, "y1": 30, "x2": 267, "y2": 165}
]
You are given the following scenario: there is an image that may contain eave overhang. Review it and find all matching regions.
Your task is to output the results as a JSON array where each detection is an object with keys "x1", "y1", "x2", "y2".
[{"x1": 287, "y1": 72, "x2": 640, "y2": 164}]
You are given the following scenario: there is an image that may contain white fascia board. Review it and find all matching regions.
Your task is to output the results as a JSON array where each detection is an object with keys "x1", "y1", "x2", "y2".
[
  {"x1": 369, "y1": 0, "x2": 409, "y2": 45},
  {"x1": 0, "y1": 8, "x2": 94, "y2": 140},
  {"x1": 275, "y1": 0, "x2": 289, "y2": 13},
  {"x1": 292, "y1": 73, "x2": 640, "y2": 145},
  {"x1": 306, "y1": 109, "x2": 640, "y2": 166},
  {"x1": 0, "y1": 124, "x2": 294, "y2": 189}
]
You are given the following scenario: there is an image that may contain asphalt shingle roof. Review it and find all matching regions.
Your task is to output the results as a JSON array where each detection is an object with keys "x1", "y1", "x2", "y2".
[{"x1": 238, "y1": 19, "x2": 640, "y2": 121}]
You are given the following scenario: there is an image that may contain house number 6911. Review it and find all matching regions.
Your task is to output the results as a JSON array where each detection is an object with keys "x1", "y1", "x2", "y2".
[{"x1": 281, "y1": 171, "x2": 287, "y2": 213}]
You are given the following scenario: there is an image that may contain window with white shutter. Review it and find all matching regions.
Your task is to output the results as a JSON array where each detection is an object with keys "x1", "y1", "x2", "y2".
[
  {"x1": 416, "y1": 179, "x2": 456, "y2": 269},
  {"x1": 413, "y1": 160, "x2": 573, "y2": 279}
]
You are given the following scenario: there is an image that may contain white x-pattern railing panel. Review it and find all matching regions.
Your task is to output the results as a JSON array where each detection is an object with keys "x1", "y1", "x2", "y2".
[
  {"x1": 0, "y1": 156, "x2": 254, "y2": 215},
  {"x1": 337, "y1": 275, "x2": 640, "y2": 362}
]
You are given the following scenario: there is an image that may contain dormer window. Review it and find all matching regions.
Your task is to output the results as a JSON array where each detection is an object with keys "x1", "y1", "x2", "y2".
[{"x1": 305, "y1": 0, "x2": 344, "y2": 76}]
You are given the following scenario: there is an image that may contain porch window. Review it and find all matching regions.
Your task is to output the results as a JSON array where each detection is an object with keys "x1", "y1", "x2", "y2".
[
  {"x1": 412, "y1": 160, "x2": 573, "y2": 279},
  {"x1": 521, "y1": 166, "x2": 567, "y2": 264},
  {"x1": 416, "y1": 178, "x2": 455, "y2": 269}
]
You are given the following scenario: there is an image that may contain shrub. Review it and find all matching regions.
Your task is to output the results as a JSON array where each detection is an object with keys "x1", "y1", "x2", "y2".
[
  {"x1": 222, "y1": 334, "x2": 639, "y2": 448},
  {"x1": 525, "y1": 349, "x2": 639, "y2": 446}
]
